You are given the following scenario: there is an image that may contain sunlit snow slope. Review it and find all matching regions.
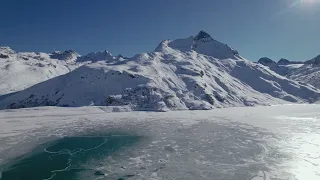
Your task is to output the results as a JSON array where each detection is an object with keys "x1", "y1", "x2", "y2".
[
  {"x1": 0, "y1": 47, "x2": 80, "y2": 95},
  {"x1": 257, "y1": 55, "x2": 320, "y2": 89},
  {"x1": 0, "y1": 31, "x2": 319, "y2": 110},
  {"x1": 0, "y1": 47, "x2": 123, "y2": 96},
  {"x1": 288, "y1": 55, "x2": 320, "y2": 89}
]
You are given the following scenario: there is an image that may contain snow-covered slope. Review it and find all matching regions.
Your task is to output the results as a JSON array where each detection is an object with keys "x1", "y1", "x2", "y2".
[
  {"x1": 288, "y1": 65, "x2": 320, "y2": 89},
  {"x1": 0, "y1": 46, "x2": 131, "y2": 97},
  {"x1": 155, "y1": 30, "x2": 241, "y2": 60},
  {"x1": 288, "y1": 55, "x2": 320, "y2": 88},
  {"x1": 257, "y1": 55, "x2": 320, "y2": 88},
  {"x1": 49, "y1": 50, "x2": 80, "y2": 62},
  {"x1": 77, "y1": 50, "x2": 116, "y2": 62},
  {"x1": 1, "y1": 31, "x2": 319, "y2": 111},
  {"x1": 0, "y1": 47, "x2": 82, "y2": 95},
  {"x1": 257, "y1": 57, "x2": 304, "y2": 76}
]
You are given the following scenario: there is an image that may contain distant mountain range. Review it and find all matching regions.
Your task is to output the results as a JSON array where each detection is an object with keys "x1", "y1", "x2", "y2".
[
  {"x1": 0, "y1": 31, "x2": 319, "y2": 111},
  {"x1": 257, "y1": 55, "x2": 320, "y2": 88}
]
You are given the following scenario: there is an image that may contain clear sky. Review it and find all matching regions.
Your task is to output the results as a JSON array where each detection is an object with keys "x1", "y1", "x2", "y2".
[{"x1": 0, "y1": 0, "x2": 319, "y2": 61}]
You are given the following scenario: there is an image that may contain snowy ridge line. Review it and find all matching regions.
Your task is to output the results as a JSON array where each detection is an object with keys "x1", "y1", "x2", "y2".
[
  {"x1": 0, "y1": 46, "x2": 122, "y2": 96},
  {"x1": 257, "y1": 55, "x2": 320, "y2": 89},
  {"x1": 0, "y1": 31, "x2": 320, "y2": 111}
]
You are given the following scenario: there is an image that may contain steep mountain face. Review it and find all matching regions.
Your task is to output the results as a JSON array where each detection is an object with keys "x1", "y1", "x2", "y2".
[
  {"x1": 155, "y1": 30, "x2": 241, "y2": 60},
  {"x1": 0, "y1": 47, "x2": 83, "y2": 95},
  {"x1": 1, "y1": 31, "x2": 319, "y2": 111}
]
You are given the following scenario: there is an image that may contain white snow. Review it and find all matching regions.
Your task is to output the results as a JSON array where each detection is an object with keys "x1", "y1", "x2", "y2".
[
  {"x1": 288, "y1": 64, "x2": 320, "y2": 89},
  {"x1": 76, "y1": 50, "x2": 116, "y2": 62},
  {"x1": 257, "y1": 55, "x2": 320, "y2": 89},
  {"x1": 264, "y1": 63, "x2": 320, "y2": 89},
  {"x1": 0, "y1": 48, "x2": 121, "y2": 97},
  {"x1": 1, "y1": 31, "x2": 319, "y2": 111},
  {"x1": 0, "y1": 104, "x2": 319, "y2": 179},
  {"x1": 155, "y1": 30, "x2": 241, "y2": 60},
  {"x1": 0, "y1": 47, "x2": 81, "y2": 95},
  {"x1": 1, "y1": 30, "x2": 319, "y2": 180}
]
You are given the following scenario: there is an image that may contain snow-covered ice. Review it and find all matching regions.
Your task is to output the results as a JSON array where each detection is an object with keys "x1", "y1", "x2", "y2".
[{"x1": 0, "y1": 104, "x2": 319, "y2": 179}]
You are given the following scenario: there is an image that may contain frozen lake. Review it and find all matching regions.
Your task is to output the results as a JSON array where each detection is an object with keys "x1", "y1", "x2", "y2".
[{"x1": 0, "y1": 105, "x2": 319, "y2": 180}]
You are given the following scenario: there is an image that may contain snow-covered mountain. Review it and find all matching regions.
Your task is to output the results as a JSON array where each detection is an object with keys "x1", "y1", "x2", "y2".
[
  {"x1": 257, "y1": 57, "x2": 304, "y2": 76},
  {"x1": 257, "y1": 55, "x2": 320, "y2": 88},
  {"x1": 257, "y1": 57, "x2": 277, "y2": 66},
  {"x1": 50, "y1": 50, "x2": 80, "y2": 62},
  {"x1": 77, "y1": 50, "x2": 116, "y2": 62},
  {"x1": 0, "y1": 47, "x2": 125, "y2": 96},
  {"x1": 288, "y1": 55, "x2": 320, "y2": 88},
  {"x1": 0, "y1": 47, "x2": 82, "y2": 95},
  {"x1": 305, "y1": 55, "x2": 320, "y2": 66},
  {"x1": 0, "y1": 31, "x2": 319, "y2": 111},
  {"x1": 155, "y1": 30, "x2": 241, "y2": 60},
  {"x1": 288, "y1": 65, "x2": 320, "y2": 89}
]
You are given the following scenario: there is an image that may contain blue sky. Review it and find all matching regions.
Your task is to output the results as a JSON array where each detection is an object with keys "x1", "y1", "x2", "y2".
[{"x1": 0, "y1": 0, "x2": 319, "y2": 61}]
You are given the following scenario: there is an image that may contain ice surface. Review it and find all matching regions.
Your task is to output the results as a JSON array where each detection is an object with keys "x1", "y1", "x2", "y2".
[{"x1": 0, "y1": 104, "x2": 319, "y2": 179}]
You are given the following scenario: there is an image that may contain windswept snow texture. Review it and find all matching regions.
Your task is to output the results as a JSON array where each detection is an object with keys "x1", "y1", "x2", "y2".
[
  {"x1": 0, "y1": 47, "x2": 81, "y2": 95},
  {"x1": 0, "y1": 105, "x2": 319, "y2": 179}
]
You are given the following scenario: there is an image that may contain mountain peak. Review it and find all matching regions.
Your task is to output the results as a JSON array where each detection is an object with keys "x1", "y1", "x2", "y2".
[
  {"x1": 77, "y1": 50, "x2": 115, "y2": 62},
  {"x1": 278, "y1": 58, "x2": 290, "y2": 65},
  {"x1": 314, "y1": 54, "x2": 320, "y2": 60},
  {"x1": 0, "y1": 46, "x2": 15, "y2": 55},
  {"x1": 194, "y1": 30, "x2": 213, "y2": 41},
  {"x1": 155, "y1": 31, "x2": 241, "y2": 59},
  {"x1": 306, "y1": 54, "x2": 320, "y2": 66},
  {"x1": 50, "y1": 50, "x2": 80, "y2": 61},
  {"x1": 258, "y1": 57, "x2": 276, "y2": 66}
]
